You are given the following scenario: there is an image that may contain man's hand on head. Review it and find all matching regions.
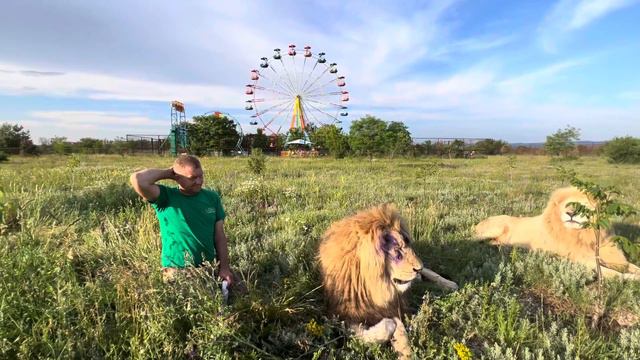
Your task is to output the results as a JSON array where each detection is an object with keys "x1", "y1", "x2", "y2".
[{"x1": 169, "y1": 167, "x2": 179, "y2": 181}]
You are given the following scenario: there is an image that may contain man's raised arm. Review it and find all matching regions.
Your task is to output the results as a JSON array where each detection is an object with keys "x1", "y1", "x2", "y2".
[{"x1": 130, "y1": 168, "x2": 175, "y2": 202}]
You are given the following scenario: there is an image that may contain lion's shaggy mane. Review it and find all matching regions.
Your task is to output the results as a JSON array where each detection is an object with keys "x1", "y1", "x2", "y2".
[{"x1": 317, "y1": 204, "x2": 407, "y2": 326}]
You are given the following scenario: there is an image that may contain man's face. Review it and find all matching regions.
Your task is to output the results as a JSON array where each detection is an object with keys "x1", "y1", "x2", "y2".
[{"x1": 174, "y1": 165, "x2": 204, "y2": 195}]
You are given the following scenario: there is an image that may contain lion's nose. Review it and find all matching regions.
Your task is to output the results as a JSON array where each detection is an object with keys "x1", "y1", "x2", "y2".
[
  {"x1": 566, "y1": 211, "x2": 575, "y2": 218},
  {"x1": 413, "y1": 267, "x2": 423, "y2": 273}
]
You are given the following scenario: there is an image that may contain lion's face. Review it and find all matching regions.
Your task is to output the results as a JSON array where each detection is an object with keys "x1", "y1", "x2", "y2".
[
  {"x1": 555, "y1": 191, "x2": 593, "y2": 230},
  {"x1": 381, "y1": 230, "x2": 423, "y2": 293}
]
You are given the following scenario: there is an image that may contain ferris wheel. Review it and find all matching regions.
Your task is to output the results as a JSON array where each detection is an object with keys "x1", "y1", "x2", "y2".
[{"x1": 244, "y1": 44, "x2": 349, "y2": 141}]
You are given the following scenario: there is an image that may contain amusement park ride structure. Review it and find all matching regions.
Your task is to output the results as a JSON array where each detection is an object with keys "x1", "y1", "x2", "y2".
[
  {"x1": 169, "y1": 100, "x2": 188, "y2": 156},
  {"x1": 245, "y1": 44, "x2": 349, "y2": 147},
  {"x1": 124, "y1": 100, "x2": 188, "y2": 155},
  {"x1": 126, "y1": 44, "x2": 347, "y2": 155},
  {"x1": 126, "y1": 101, "x2": 247, "y2": 155}
]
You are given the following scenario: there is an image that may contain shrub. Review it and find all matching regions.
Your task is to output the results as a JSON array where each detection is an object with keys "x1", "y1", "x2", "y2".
[
  {"x1": 0, "y1": 151, "x2": 7, "y2": 162},
  {"x1": 603, "y1": 136, "x2": 640, "y2": 164},
  {"x1": 247, "y1": 148, "x2": 266, "y2": 176}
]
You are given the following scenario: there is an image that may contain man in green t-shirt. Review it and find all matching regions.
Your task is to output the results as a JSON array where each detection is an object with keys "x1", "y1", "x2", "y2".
[{"x1": 130, "y1": 154, "x2": 233, "y2": 286}]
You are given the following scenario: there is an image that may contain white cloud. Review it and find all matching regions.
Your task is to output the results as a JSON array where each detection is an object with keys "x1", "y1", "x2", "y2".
[
  {"x1": 0, "y1": 1, "x2": 463, "y2": 108},
  {"x1": 429, "y1": 35, "x2": 516, "y2": 60},
  {"x1": 12, "y1": 111, "x2": 167, "y2": 142},
  {"x1": 371, "y1": 66, "x2": 496, "y2": 106},
  {"x1": 0, "y1": 62, "x2": 240, "y2": 107},
  {"x1": 569, "y1": 0, "x2": 635, "y2": 29},
  {"x1": 356, "y1": 56, "x2": 640, "y2": 142},
  {"x1": 313, "y1": 1, "x2": 458, "y2": 88},
  {"x1": 368, "y1": 94, "x2": 640, "y2": 142},
  {"x1": 497, "y1": 59, "x2": 585, "y2": 95},
  {"x1": 538, "y1": 0, "x2": 638, "y2": 52}
]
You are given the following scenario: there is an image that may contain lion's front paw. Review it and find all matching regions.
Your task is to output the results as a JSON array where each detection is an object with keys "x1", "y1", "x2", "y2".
[
  {"x1": 380, "y1": 318, "x2": 397, "y2": 339},
  {"x1": 390, "y1": 318, "x2": 412, "y2": 360},
  {"x1": 353, "y1": 318, "x2": 397, "y2": 343},
  {"x1": 368, "y1": 318, "x2": 397, "y2": 343}
]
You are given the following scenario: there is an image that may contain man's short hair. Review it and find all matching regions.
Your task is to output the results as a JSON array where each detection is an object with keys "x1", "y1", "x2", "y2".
[{"x1": 174, "y1": 154, "x2": 201, "y2": 169}]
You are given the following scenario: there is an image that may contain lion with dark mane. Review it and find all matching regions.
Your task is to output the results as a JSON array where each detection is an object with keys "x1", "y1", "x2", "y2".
[
  {"x1": 318, "y1": 204, "x2": 457, "y2": 359},
  {"x1": 475, "y1": 187, "x2": 640, "y2": 280}
]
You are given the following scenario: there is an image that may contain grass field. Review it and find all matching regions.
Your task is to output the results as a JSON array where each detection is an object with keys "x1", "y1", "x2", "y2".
[{"x1": 1, "y1": 154, "x2": 639, "y2": 359}]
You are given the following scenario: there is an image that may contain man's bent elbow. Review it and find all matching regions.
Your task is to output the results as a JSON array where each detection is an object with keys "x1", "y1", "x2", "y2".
[
  {"x1": 129, "y1": 172, "x2": 139, "y2": 188},
  {"x1": 130, "y1": 171, "x2": 145, "y2": 195}
]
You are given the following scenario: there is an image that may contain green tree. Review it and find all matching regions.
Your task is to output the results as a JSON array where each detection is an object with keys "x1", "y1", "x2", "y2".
[
  {"x1": 544, "y1": 125, "x2": 580, "y2": 157},
  {"x1": 602, "y1": 136, "x2": 640, "y2": 164},
  {"x1": 434, "y1": 141, "x2": 447, "y2": 157},
  {"x1": 420, "y1": 140, "x2": 435, "y2": 156},
  {"x1": 188, "y1": 114, "x2": 240, "y2": 156},
  {"x1": 474, "y1": 138, "x2": 508, "y2": 155},
  {"x1": 447, "y1": 139, "x2": 466, "y2": 158},
  {"x1": 348, "y1": 115, "x2": 388, "y2": 158},
  {"x1": 77, "y1": 138, "x2": 105, "y2": 154},
  {"x1": 385, "y1": 121, "x2": 412, "y2": 158},
  {"x1": 110, "y1": 139, "x2": 132, "y2": 155},
  {"x1": 286, "y1": 127, "x2": 306, "y2": 143},
  {"x1": 0, "y1": 123, "x2": 37, "y2": 155},
  {"x1": 50, "y1": 137, "x2": 71, "y2": 155},
  {"x1": 311, "y1": 125, "x2": 349, "y2": 158},
  {"x1": 250, "y1": 128, "x2": 269, "y2": 151}
]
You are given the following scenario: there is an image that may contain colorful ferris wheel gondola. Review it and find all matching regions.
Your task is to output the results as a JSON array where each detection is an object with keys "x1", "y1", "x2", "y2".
[{"x1": 244, "y1": 44, "x2": 349, "y2": 144}]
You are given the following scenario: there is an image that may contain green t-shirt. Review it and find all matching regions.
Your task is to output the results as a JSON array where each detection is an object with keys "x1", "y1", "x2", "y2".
[{"x1": 150, "y1": 184, "x2": 226, "y2": 268}]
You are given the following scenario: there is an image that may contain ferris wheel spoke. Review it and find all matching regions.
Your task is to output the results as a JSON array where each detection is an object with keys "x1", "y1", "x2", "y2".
[
  {"x1": 300, "y1": 60, "x2": 320, "y2": 91},
  {"x1": 305, "y1": 91, "x2": 343, "y2": 98},
  {"x1": 254, "y1": 85, "x2": 292, "y2": 98},
  {"x1": 290, "y1": 55, "x2": 300, "y2": 94},
  {"x1": 304, "y1": 97, "x2": 344, "y2": 109},
  {"x1": 253, "y1": 98, "x2": 294, "y2": 118},
  {"x1": 299, "y1": 56, "x2": 308, "y2": 92},
  {"x1": 251, "y1": 96, "x2": 293, "y2": 103},
  {"x1": 258, "y1": 71, "x2": 295, "y2": 96},
  {"x1": 278, "y1": 58, "x2": 299, "y2": 95},
  {"x1": 301, "y1": 66, "x2": 330, "y2": 93},
  {"x1": 267, "y1": 65, "x2": 296, "y2": 95},
  {"x1": 304, "y1": 77, "x2": 339, "y2": 97},
  {"x1": 262, "y1": 100, "x2": 295, "y2": 130},
  {"x1": 302, "y1": 100, "x2": 341, "y2": 122},
  {"x1": 300, "y1": 101, "x2": 328, "y2": 127}
]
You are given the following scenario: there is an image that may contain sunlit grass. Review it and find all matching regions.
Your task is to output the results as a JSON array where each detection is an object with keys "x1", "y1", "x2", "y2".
[{"x1": 1, "y1": 154, "x2": 639, "y2": 358}]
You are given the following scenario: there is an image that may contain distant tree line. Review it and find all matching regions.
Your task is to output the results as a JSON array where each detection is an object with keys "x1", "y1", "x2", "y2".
[{"x1": 1, "y1": 120, "x2": 639, "y2": 164}]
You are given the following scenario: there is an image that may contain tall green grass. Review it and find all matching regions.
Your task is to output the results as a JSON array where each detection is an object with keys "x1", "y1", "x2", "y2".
[{"x1": 1, "y1": 155, "x2": 639, "y2": 359}]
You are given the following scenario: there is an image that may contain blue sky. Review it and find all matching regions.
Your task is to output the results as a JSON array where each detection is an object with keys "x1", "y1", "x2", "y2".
[{"x1": 1, "y1": 0, "x2": 639, "y2": 143}]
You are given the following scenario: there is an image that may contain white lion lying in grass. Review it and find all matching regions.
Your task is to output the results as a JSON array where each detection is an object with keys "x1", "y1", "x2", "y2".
[{"x1": 475, "y1": 187, "x2": 640, "y2": 280}]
